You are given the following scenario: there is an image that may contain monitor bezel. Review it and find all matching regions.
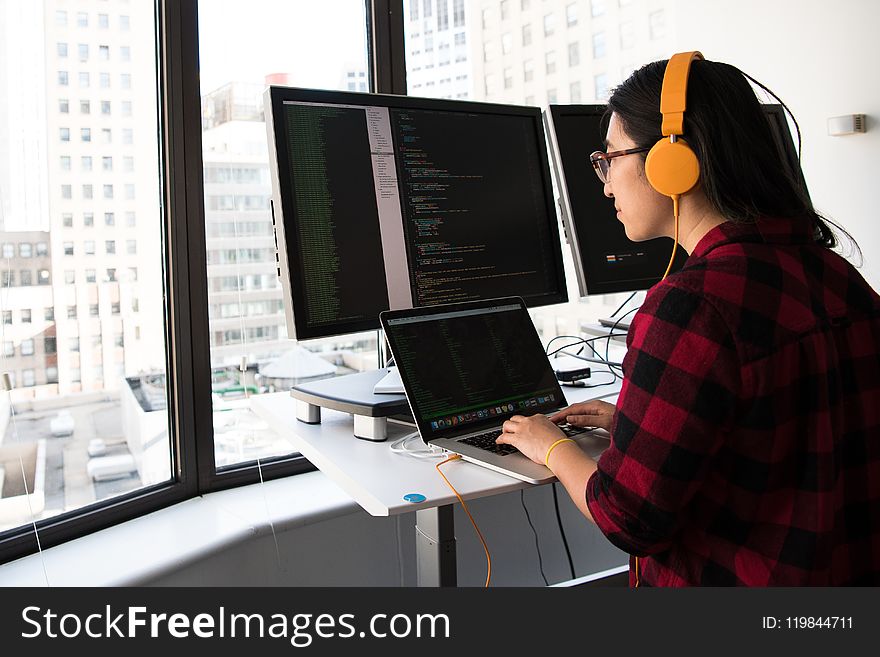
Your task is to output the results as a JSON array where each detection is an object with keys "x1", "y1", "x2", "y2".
[{"x1": 265, "y1": 86, "x2": 569, "y2": 341}]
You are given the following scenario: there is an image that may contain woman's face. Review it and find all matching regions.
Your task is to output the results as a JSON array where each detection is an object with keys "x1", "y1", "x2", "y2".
[{"x1": 603, "y1": 112, "x2": 672, "y2": 242}]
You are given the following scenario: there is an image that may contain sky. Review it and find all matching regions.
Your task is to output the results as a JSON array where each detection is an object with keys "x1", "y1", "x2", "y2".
[{"x1": 197, "y1": 0, "x2": 370, "y2": 95}]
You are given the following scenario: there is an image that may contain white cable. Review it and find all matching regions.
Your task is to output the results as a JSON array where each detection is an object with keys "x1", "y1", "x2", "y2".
[
  {"x1": 389, "y1": 431, "x2": 447, "y2": 459},
  {"x1": 556, "y1": 349, "x2": 623, "y2": 368}
]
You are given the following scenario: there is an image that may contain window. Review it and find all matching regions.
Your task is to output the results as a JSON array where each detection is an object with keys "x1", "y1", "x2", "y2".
[
  {"x1": 65, "y1": 270, "x2": 76, "y2": 284},
  {"x1": 45, "y1": 308, "x2": 54, "y2": 321},
  {"x1": 84, "y1": 241, "x2": 95, "y2": 255},
  {"x1": 21, "y1": 340, "x2": 34, "y2": 357},
  {"x1": 1, "y1": 271, "x2": 12, "y2": 287},
  {"x1": 61, "y1": 156, "x2": 71, "y2": 171},
  {"x1": 546, "y1": 50, "x2": 557, "y2": 75},
  {"x1": 595, "y1": 72, "x2": 609, "y2": 100},
  {"x1": 105, "y1": 240, "x2": 116, "y2": 255},
  {"x1": 85, "y1": 269, "x2": 96, "y2": 283},
  {"x1": 38, "y1": 270, "x2": 50, "y2": 285},
  {"x1": 60, "y1": 127, "x2": 70, "y2": 142},
  {"x1": 78, "y1": 43, "x2": 89, "y2": 61},
  {"x1": 120, "y1": 46, "x2": 131, "y2": 62},
  {"x1": 98, "y1": 13, "x2": 109, "y2": 29},
  {"x1": 453, "y1": 0, "x2": 465, "y2": 28},
  {"x1": 501, "y1": 33, "x2": 513, "y2": 55},
  {"x1": 59, "y1": 99, "x2": 69, "y2": 113},
  {"x1": 83, "y1": 212, "x2": 94, "y2": 227},
  {"x1": 649, "y1": 10, "x2": 666, "y2": 40},
  {"x1": 122, "y1": 101, "x2": 132, "y2": 117},
  {"x1": 81, "y1": 127, "x2": 91, "y2": 142},
  {"x1": 105, "y1": 212, "x2": 115, "y2": 226},
  {"x1": 67, "y1": 305, "x2": 77, "y2": 319},
  {"x1": 69, "y1": 338, "x2": 80, "y2": 353},
  {"x1": 46, "y1": 367, "x2": 59, "y2": 384},
  {"x1": 99, "y1": 45, "x2": 110, "y2": 61},
  {"x1": 36, "y1": 242, "x2": 48, "y2": 256},
  {"x1": 522, "y1": 24, "x2": 532, "y2": 47},
  {"x1": 591, "y1": 0, "x2": 606, "y2": 17},
  {"x1": 500, "y1": 0, "x2": 510, "y2": 21},
  {"x1": 81, "y1": 156, "x2": 92, "y2": 171},
  {"x1": 103, "y1": 184, "x2": 114, "y2": 199},
  {"x1": 22, "y1": 370, "x2": 35, "y2": 387},
  {"x1": 125, "y1": 184, "x2": 135, "y2": 200},
  {"x1": 57, "y1": 42, "x2": 68, "y2": 58},
  {"x1": 523, "y1": 59, "x2": 534, "y2": 82},
  {"x1": 543, "y1": 13, "x2": 555, "y2": 36},
  {"x1": 120, "y1": 15, "x2": 131, "y2": 31},
  {"x1": 3, "y1": 342, "x2": 12, "y2": 357},
  {"x1": 102, "y1": 128, "x2": 113, "y2": 143},
  {"x1": 547, "y1": 88, "x2": 558, "y2": 104},
  {"x1": 79, "y1": 72, "x2": 90, "y2": 88},
  {"x1": 504, "y1": 67, "x2": 513, "y2": 89},
  {"x1": 106, "y1": 268, "x2": 117, "y2": 282},
  {"x1": 437, "y1": 0, "x2": 449, "y2": 30},
  {"x1": 100, "y1": 72, "x2": 111, "y2": 88},
  {"x1": 112, "y1": 302, "x2": 121, "y2": 315},
  {"x1": 56, "y1": 10, "x2": 67, "y2": 26},
  {"x1": 123, "y1": 156, "x2": 134, "y2": 172},
  {"x1": 19, "y1": 270, "x2": 31, "y2": 286},
  {"x1": 569, "y1": 42, "x2": 580, "y2": 67},
  {"x1": 103, "y1": 157, "x2": 113, "y2": 172},
  {"x1": 61, "y1": 184, "x2": 72, "y2": 199},
  {"x1": 2, "y1": 311, "x2": 10, "y2": 325},
  {"x1": 593, "y1": 32, "x2": 607, "y2": 59},
  {"x1": 566, "y1": 3, "x2": 578, "y2": 27},
  {"x1": 127, "y1": 240, "x2": 137, "y2": 255},
  {"x1": 80, "y1": 100, "x2": 90, "y2": 114},
  {"x1": 63, "y1": 214, "x2": 74, "y2": 228},
  {"x1": 101, "y1": 100, "x2": 111, "y2": 115},
  {"x1": 77, "y1": 12, "x2": 88, "y2": 28},
  {"x1": 45, "y1": 337, "x2": 57, "y2": 354},
  {"x1": 90, "y1": 304, "x2": 100, "y2": 317},
  {"x1": 58, "y1": 71, "x2": 69, "y2": 86},
  {"x1": 126, "y1": 212, "x2": 136, "y2": 227},
  {"x1": 21, "y1": 309, "x2": 31, "y2": 323},
  {"x1": 82, "y1": 184, "x2": 93, "y2": 199}
]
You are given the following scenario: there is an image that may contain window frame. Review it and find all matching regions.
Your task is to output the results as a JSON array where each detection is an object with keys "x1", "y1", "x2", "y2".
[{"x1": 0, "y1": 0, "x2": 400, "y2": 565}]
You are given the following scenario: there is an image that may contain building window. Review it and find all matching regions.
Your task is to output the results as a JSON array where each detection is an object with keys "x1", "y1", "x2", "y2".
[
  {"x1": 103, "y1": 157, "x2": 113, "y2": 172},
  {"x1": 45, "y1": 308, "x2": 54, "y2": 321},
  {"x1": 437, "y1": 0, "x2": 449, "y2": 30},
  {"x1": 46, "y1": 367, "x2": 59, "y2": 384},
  {"x1": 122, "y1": 101, "x2": 132, "y2": 117},
  {"x1": 545, "y1": 50, "x2": 556, "y2": 75},
  {"x1": 102, "y1": 128, "x2": 112, "y2": 143},
  {"x1": 100, "y1": 72, "x2": 111, "y2": 88},
  {"x1": 112, "y1": 302, "x2": 121, "y2": 315},
  {"x1": 103, "y1": 184, "x2": 114, "y2": 199},
  {"x1": 106, "y1": 268, "x2": 117, "y2": 282},
  {"x1": 105, "y1": 212, "x2": 115, "y2": 226},
  {"x1": 67, "y1": 305, "x2": 77, "y2": 319},
  {"x1": 21, "y1": 340, "x2": 34, "y2": 357},
  {"x1": 84, "y1": 241, "x2": 95, "y2": 255},
  {"x1": 126, "y1": 240, "x2": 137, "y2": 255},
  {"x1": 1, "y1": 271, "x2": 12, "y2": 286},
  {"x1": 649, "y1": 10, "x2": 666, "y2": 40},
  {"x1": 595, "y1": 72, "x2": 609, "y2": 100},
  {"x1": 2, "y1": 311, "x2": 10, "y2": 324},
  {"x1": 83, "y1": 212, "x2": 94, "y2": 227},
  {"x1": 70, "y1": 338, "x2": 80, "y2": 353},
  {"x1": 99, "y1": 45, "x2": 110, "y2": 61},
  {"x1": 123, "y1": 156, "x2": 134, "y2": 172},
  {"x1": 36, "y1": 242, "x2": 48, "y2": 256},
  {"x1": 78, "y1": 72, "x2": 90, "y2": 88},
  {"x1": 60, "y1": 156, "x2": 71, "y2": 171},
  {"x1": 120, "y1": 46, "x2": 131, "y2": 61},
  {"x1": 591, "y1": 0, "x2": 606, "y2": 17},
  {"x1": 568, "y1": 42, "x2": 580, "y2": 67},
  {"x1": 453, "y1": 0, "x2": 465, "y2": 28},
  {"x1": 500, "y1": 0, "x2": 510, "y2": 20},
  {"x1": 58, "y1": 71, "x2": 69, "y2": 86},
  {"x1": 547, "y1": 88, "x2": 558, "y2": 104},
  {"x1": 522, "y1": 23, "x2": 532, "y2": 47},
  {"x1": 101, "y1": 100, "x2": 111, "y2": 115},
  {"x1": 523, "y1": 59, "x2": 534, "y2": 82},
  {"x1": 85, "y1": 270, "x2": 96, "y2": 283},
  {"x1": 80, "y1": 100, "x2": 90, "y2": 114},
  {"x1": 60, "y1": 127, "x2": 70, "y2": 142},
  {"x1": 566, "y1": 3, "x2": 578, "y2": 27},
  {"x1": 59, "y1": 99, "x2": 69, "y2": 113},
  {"x1": 57, "y1": 42, "x2": 68, "y2": 58},
  {"x1": 55, "y1": 10, "x2": 67, "y2": 26},
  {"x1": 22, "y1": 370, "x2": 36, "y2": 387},
  {"x1": 82, "y1": 184, "x2": 93, "y2": 199},
  {"x1": 593, "y1": 32, "x2": 607, "y2": 59},
  {"x1": 98, "y1": 13, "x2": 109, "y2": 29},
  {"x1": 543, "y1": 13, "x2": 555, "y2": 37},
  {"x1": 65, "y1": 270, "x2": 76, "y2": 284},
  {"x1": 503, "y1": 67, "x2": 513, "y2": 89},
  {"x1": 126, "y1": 212, "x2": 136, "y2": 227},
  {"x1": 19, "y1": 243, "x2": 31, "y2": 258},
  {"x1": 105, "y1": 240, "x2": 116, "y2": 255},
  {"x1": 90, "y1": 304, "x2": 100, "y2": 317},
  {"x1": 38, "y1": 270, "x2": 49, "y2": 285},
  {"x1": 125, "y1": 184, "x2": 135, "y2": 200},
  {"x1": 78, "y1": 43, "x2": 89, "y2": 61},
  {"x1": 63, "y1": 214, "x2": 73, "y2": 228},
  {"x1": 44, "y1": 337, "x2": 57, "y2": 355},
  {"x1": 120, "y1": 15, "x2": 131, "y2": 30},
  {"x1": 20, "y1": 270, "x2": 32, "y2": 286},
  {"x1": 81, "y1": 156, "x2": 92, "y2": 171},
  {"x1": 81, "y1": 127, "x2": 91, "y2": 142},
  {"x1": 77, "y1": 12, "x2": 88, "y2": 28},
  {"x1": 61, "y1": 184, "x2": 72, "y2": 199},
  {"x1": 3, "y1": 342, "x2": 12, "y2": 357},
  {"x1": 21, "y1": 309, "x2": 31, "y2": 323}
]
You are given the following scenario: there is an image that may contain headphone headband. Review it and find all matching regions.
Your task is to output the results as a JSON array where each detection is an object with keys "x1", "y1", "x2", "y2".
[{"x1": 660, "y1": 51, "x2": 703, "y2": 137}]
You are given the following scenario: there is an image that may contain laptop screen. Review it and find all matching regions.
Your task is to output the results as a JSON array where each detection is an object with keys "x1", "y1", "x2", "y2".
[{"x1": 382, "y1": 299, "x2": 566, "y2": 442}]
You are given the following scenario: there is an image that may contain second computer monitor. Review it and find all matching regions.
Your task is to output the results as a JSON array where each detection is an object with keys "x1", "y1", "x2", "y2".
[
  {"x1": 545, "y1": 103, "x2": 807, "y2": 297},
  {"x1": 265, "y1": 87, "x2": 568, "y2": 340}
]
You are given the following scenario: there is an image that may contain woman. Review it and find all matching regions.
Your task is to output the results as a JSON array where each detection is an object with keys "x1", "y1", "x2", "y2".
[{"x1": 497, "y1": 55, "x2": 880, "y2": 586}]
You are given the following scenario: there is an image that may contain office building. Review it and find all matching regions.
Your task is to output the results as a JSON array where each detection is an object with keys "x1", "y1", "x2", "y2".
[{"x1": 406, "y1": 0, "x2": 474, "y2": 99}]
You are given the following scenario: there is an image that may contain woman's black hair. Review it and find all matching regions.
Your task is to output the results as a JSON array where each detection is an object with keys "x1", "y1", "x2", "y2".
[{"x1": 604, "y1": 59, "x2": 861, "y2": 259}]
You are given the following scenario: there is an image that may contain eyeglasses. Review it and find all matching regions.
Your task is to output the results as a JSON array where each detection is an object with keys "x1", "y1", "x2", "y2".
[{"x1": 589, "y1": 147, "x2": 650, "y2": 184}]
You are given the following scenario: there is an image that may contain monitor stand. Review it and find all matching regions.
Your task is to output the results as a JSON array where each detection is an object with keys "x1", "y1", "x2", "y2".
[
  {"x1": 290, "y1": 369, "x2": 410, "y2": 442},
  {"x1": 598, "y1": 316, "x2": 632, "y2": 332},
  {"x1": 372, "y1": 366, "x2": 404, "y2": 394}
]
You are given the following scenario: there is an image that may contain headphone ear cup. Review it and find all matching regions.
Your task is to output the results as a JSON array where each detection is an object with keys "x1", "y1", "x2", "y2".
[{"x1": 645, "y1": 138, "x2": 701, "y2": 197}]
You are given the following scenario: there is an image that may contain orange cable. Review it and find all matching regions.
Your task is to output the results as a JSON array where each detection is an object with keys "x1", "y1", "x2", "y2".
[
  {"x1": 436, "y1": 455, "x2": 492, "y2": 588},
  {"x1": 661, "y1": 195, "x2": 681, "y2": 281}
]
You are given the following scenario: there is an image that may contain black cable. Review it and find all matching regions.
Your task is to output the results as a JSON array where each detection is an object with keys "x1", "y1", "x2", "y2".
[
  {"x1": 520, "y1": 489, "x2": 549, "y2": 586},
  {"x1": 605, "y1": 306, "x2": 639, "y2": 373},
  {"x1": 609, "y1": 291, "x2": 638, "y2": 319},
  {"x1": 552, "y1": 483, "x2": 576, "y2": 580}
]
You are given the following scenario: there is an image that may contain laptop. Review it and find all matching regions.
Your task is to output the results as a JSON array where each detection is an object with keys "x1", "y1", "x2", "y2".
[{"x1": 380, "y1": 297, "x2": 593, "y2": 484}]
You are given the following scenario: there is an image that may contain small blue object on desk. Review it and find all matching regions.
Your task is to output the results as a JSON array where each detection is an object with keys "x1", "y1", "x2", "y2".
[{"x1": 403, "y1": 493, "x2": 426, "y2": 503}]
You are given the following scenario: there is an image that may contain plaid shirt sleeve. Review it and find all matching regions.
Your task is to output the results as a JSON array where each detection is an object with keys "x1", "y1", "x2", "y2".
[{"x1": 586, "y1": 279, "x2": 742, "y2": 557}]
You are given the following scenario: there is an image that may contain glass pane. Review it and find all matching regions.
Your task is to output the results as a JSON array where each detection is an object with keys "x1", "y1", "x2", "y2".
[
  {"x1": 198, "y1": 0, "x2": 372, "y2": 470},
  {"x1": 404, "y1": 0, "x2": 674, "y2": 340},
  {"x1": 0, "y1": 0, "x2": 171, "y2": 535}
]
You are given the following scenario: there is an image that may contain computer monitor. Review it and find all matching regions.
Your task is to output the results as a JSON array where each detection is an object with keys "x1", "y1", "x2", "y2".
[
  {"x1": 265, "y1": 87, "x2": 568, "y2": 341},
  {"x1": 544, "y1": 103, "x2": 808, "y2": 297}
]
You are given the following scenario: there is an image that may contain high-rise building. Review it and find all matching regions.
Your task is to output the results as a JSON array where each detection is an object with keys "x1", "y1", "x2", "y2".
[
  {"x1": 32, "y1": 0, "x2": 164, "y2": 396},
  {"x1": 405, "y1": 0, "x2": 473, "y2": 99},
  {"x1": 201, "y1": 82, "x2": 287, "y2": 370},
  {"x1": 471, "y1": 0, "x2": 673, "y2": 106}
]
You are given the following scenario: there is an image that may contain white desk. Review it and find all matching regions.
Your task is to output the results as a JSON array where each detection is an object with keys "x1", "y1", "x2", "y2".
[{"x1": 252, "y1": 376, "x2": 621, "y2": 586}]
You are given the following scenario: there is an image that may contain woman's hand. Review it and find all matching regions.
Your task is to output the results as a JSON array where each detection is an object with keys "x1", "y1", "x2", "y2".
[
  {"x1": 548, "y1": 399, "x2": 616, "y2": 433},
  {"x1": 496, "y1": 414, "x2": 566, "y2": 465}
]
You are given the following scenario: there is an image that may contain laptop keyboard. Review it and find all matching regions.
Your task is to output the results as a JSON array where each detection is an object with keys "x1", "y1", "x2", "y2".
[{"x1": 458, "y1": 424, "x2": 591, "y2": 456}]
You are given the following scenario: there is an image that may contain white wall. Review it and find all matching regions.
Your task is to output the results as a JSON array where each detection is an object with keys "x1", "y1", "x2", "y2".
[{"x1": 672, "y1": 0, "x2": 880, "y2": 289}]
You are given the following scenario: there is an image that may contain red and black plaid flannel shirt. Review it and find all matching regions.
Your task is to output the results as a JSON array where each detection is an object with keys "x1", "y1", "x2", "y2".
[{"x1": 586, "y1": 216, "x2": 880, "y2": 585}]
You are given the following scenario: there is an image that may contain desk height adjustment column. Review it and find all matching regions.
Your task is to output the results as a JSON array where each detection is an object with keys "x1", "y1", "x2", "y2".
[{"x1": 415, "y1": 506, "x2": 457, "y2": 587}]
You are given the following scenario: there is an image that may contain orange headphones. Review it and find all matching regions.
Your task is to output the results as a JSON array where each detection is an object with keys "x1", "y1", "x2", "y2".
[{"x1": 645, "y1": 51, "x2": 703, "y2": 280}]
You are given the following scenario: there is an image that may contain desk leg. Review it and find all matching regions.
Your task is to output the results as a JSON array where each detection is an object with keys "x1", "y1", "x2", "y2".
[{"x1": 415, "y1": 506, "x2": 456, "y2": 587}]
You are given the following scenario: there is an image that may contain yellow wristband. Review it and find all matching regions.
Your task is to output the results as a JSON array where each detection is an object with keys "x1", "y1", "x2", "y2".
[{"x1": 544, "y1": 438, "x2": 576, "y2": 467}]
